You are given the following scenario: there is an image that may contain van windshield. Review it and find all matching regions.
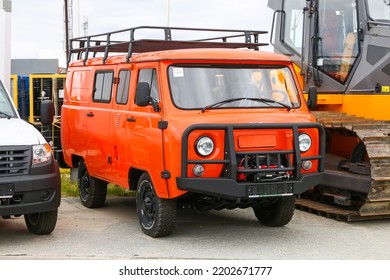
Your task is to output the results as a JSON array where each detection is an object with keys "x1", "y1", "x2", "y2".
[
  {"x1": 168, "y1": 65, "x2": 301, "y2": 110},
  {"x1": 0, "y1": 80, "x2": 17, "y2": 118}
]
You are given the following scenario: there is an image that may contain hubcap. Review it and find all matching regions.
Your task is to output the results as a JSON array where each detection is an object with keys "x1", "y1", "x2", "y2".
[
  {"x1": 139, "y1": 182, "x2": 156, "y2": 228},
  {"x1": 79, "y1": 172, "x2": 90, "y2": 200},
  {"x1": 144, "y1": 197, "x2": 153, "y2": 213}
]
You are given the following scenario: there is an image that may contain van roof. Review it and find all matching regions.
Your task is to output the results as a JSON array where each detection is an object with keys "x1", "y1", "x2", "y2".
[{"x1": 69, "y1": 48, "x2": 292, "y2": 67}]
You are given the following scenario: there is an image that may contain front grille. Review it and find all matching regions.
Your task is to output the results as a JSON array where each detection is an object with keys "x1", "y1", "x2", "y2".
[
  {"x1": 0, "y1": 146, "x2": 31, "y2": 176},
  {"x1": 236, "y1": 151, "x2": 294, "y2": 182}
]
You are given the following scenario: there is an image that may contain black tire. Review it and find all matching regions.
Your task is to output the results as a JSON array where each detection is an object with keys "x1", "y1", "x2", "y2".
[
  {"x1": 24, "y1": 209, "x2": 58, "y2": 235},
  {"x1": 78, "y1": 160, "x2": 107, "y2": 208},
  {"x1": 136, "y1": 173, "x2": 176, "y2": 237},
  {"x1": 253, "y1": 196, "x2": 295, "y2": 227}
]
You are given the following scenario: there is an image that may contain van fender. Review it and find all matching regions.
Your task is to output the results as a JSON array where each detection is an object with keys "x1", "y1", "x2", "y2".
[{"x1": 129, "y1": 166, "x2": 170, "y2": 199}]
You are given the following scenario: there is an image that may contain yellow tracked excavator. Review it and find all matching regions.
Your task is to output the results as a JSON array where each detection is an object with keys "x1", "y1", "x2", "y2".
[{"x1": 268, "y1": 0, "x2": 390, "y2": 220}]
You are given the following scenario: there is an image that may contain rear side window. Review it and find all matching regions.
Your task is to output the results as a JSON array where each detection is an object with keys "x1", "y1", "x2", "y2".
[
  {"x1": 116, "y1": 70, "x2": 131, "y2": 104},
  {"x1": 93, "y1": 71, "x2": 114, "y2": 103},
  {"x1": 70, "y1": 70, "x2": 91, "y2": 101}
]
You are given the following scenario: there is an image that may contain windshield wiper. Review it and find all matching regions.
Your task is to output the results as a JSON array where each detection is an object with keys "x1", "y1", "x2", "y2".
[
  {"x1": 246, "y1": 97, "x2": 292, "y2": 111},
  {"x1": 201, "y1": 97, "x2": 291, "y2": 113},
  {"x1": 201, "y1": 97, "x2": 248, "y2": 113},
  {"x1": 0, "y1": 111, "x2": 12, "y2": 119}
]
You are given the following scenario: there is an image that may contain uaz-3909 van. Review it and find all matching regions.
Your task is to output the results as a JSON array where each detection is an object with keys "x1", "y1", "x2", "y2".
[
  {"x1": 0, "y1": 78, "x2": 60, "y2": 234},
  {"x1": 61, "y1": 26, "x2": 325, "y2": 237}
]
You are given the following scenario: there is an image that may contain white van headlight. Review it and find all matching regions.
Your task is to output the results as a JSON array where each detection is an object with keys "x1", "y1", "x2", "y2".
[
  {"x1": 196, "y1": 136, "x2": 214, "y2": 156},
  {"x1": 299, "y1": 133, "x2": 312, "y2": 152},
  {"x1": 33, "y1": 143, "x2": 52, "y2": 165}
]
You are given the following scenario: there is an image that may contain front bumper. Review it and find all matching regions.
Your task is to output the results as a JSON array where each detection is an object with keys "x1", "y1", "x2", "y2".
[
  {"x1": 177, "y1": 172, "x2": 324, "y2": 199},
  {"x1": 0, "y1": 158, "x2": 61, "y2": 216}
]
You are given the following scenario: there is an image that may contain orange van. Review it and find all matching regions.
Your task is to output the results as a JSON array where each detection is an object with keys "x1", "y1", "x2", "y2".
[{"x1": 61, "y1": 27, "x2": 325, "y2": 237}]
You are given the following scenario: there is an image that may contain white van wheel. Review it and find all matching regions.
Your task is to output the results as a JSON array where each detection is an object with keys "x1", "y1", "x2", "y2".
[{"x1": 24, "y1": 209, "x2": 58, "y2": 235}]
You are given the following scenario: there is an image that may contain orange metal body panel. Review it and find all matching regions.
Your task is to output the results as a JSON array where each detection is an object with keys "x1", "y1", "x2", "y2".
[{"x1": 62, "y1": 49, "x2": 323, "y2": 199}]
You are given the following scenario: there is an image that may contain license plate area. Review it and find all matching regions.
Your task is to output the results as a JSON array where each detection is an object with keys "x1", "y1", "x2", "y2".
[
  {"x1": 0, "y1": 184, "x2": 14, "y2": 199},
  {"x1": 247, "y1": 183, "x2": 293, "y2": 198}
]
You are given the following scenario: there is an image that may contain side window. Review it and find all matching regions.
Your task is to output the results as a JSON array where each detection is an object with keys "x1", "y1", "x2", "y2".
[
  {"x1": 71, "y1": 70, "x2": 91, "y2": 101},
  {"x1": 138, "y1": 68, "x2": 159, "y2": 102},
  {"x1": 116, "y1": 70, "x2": 131, "y2": 104},
  {"x1": 93, "y1": 71, "x2": 114, "y2": 103},
  {"x1": 317, "y1": 0, "x2": 359, "y2": 83},
  {"x1": 283, "y1": 0, "x2": 304, "y2": 55}
]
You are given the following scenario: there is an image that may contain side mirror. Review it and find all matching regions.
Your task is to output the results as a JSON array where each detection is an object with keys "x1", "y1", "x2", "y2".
[
  {"x1": 40, "y1": 100, "x2": 54, "y2": 126},
  {"x1": 135, "y1": 82, "x2": 150, "y2": 107},
  {"x1": 307, "y1": 86, "x2": 318, "y2": 109}
]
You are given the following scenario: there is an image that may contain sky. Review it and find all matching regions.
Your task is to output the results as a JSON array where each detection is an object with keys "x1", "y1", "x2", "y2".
[{"x1": 10, "y1": 0, "x2": 274, "y2": 68}]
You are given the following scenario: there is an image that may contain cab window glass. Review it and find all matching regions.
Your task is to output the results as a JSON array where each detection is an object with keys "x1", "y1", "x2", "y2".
[
  {"x1": 0, "y1": 81, "x2": 17, "y2": 118},
  {"x1": 367, "y1": 0, "x2": 390, "y2": 21},
  {"x1": 138, "y1": 69, "x2": 159, "y2": 102},
  {"x1": 116, "y1": 70, "x2": 131, "y2": 104},
  {"x1": 168, "y1": 65, "x2": 301, "y2": 110},
  {"x1": 93, "y1": 71, "x2": 113, "y2": 103},
  {"x1": 317, "y1": 0, "x2": 359, "y2": 83},
  {"x1": 283, "y1": 0, "x2": 304, "y2": 55}
]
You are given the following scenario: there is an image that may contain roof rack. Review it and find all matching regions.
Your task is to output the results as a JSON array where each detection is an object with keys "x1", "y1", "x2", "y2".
[{"x1": 68, "y1": 26, "x2": 268, "y2": 65}]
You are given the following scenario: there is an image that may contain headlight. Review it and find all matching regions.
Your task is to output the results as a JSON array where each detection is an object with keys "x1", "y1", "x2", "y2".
[
  {"x1": 299, "y1": 133, "x2": 312, "y2": 152},
  {"x1": 33, "y1": 143, "x2": 52, "y2": 165},
  {"x1": 196, "y1": 136, "x2": 214, "y2": 156}
]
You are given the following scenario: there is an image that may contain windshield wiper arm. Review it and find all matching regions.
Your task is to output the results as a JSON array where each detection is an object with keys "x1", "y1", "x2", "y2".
[
  {"x1": 201, "y1": 97, "x2": 292, "y2": 113},
  {"x1": 246, "y1": 97, "x2": 292, "y2": 111},
  {"x1": 0, "y1": 111, "x2": 12, "y2": 119},
  {"x1": 201, "y1": 97, "x2": 247, "y2": 113}
]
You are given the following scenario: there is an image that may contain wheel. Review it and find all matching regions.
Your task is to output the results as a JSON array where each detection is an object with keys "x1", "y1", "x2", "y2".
[
  {"x1": 78, "y1": 160, "x2": 107, "y2": 208},
  {"x1": 136, "y1": 173, "x2": 176, "y2": 237},
  {"x1": 253, "y1": 196, "x2": 295, "y2": 227},
  {"x1": 24, "y1": 209, "x2": 58, "y2": 235}
]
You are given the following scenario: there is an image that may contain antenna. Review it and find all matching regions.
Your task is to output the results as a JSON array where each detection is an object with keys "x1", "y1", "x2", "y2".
[
  {"x1": 82, "y1": 16, "x2": 88, "y2": 36},
  {"x1": 166, "y1": 0, "x2": 170, "y2": 26},
  {"x1": 64, "y1": 0, "x2": 73, "y2": 64}
]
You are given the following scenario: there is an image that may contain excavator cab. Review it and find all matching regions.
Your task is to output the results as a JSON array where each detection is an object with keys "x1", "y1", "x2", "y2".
[
  {"x1": 269, "y1": 0, "x2": 390, "y2": 219},
  {"x1": 269, "y1": 0, "x2": 361, "y2": 90},
  {"x1": 269, "y1": 0, "x2": 390, "y2": 99}
]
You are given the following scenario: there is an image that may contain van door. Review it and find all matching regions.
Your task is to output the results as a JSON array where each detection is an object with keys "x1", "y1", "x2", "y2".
[
  {"x1": 127, "y1": 65, "x2": 168, "y2": 197},
  {"x1": 85, "y1": 68, "x2": 114, "y2": 180},
  {"x1": 61, "y1": 68, "x2": 91, "y2": 163},
  {"x1": 108, "y1": 66, "x2": 132, "y2": 188}
]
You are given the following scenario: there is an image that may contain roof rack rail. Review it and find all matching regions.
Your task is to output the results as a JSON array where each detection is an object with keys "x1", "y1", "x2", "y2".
[{"x1": 67, "y1": 26, "x2": 268, "y2": 65}]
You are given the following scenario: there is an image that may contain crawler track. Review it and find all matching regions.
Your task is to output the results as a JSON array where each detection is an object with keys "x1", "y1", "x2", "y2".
[
  {"x1": 295, "y1": 198, "x2": 390, "y2": 222},
  {"x1": 309, "y1": 111, "x2": 390, "y2": 218}
]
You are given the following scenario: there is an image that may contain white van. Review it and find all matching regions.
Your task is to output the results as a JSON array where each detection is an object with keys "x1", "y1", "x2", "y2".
[{"x1": 0, "y1": 78, "x2": 60, "y2": 234}]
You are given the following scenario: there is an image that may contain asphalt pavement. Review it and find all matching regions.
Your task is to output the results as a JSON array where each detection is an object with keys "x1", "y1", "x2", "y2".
[{"x1": 1, "y1": 197, "x2": 390, "y2": 260}]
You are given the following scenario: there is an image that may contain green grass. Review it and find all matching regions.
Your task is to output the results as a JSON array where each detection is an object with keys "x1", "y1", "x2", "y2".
[{"x1": 60, "y1": 169, "x2": 135, "y2": 197}]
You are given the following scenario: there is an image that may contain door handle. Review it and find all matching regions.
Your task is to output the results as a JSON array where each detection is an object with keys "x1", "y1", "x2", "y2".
[
  {"x1": 87, "y1": 112, "x2": 94, "y2": 117},
  {"x1": 127, "y1": 117, "x2": 136, "y2": 122}
]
